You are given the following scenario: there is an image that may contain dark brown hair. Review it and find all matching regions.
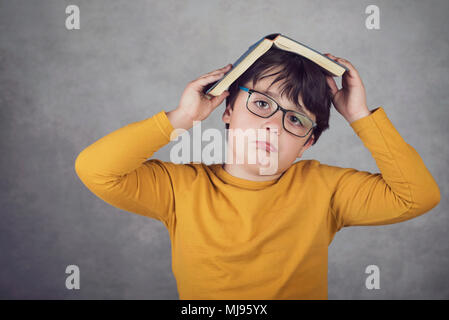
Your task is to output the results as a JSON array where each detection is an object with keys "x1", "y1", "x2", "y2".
[{"x1": 224, "y1": 46, "x2": 333, "y2": 146}]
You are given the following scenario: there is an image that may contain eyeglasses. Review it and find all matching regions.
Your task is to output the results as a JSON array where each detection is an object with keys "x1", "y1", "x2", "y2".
[{"x1": 239, "y1": 86, "x2": 317, "y2": 138}]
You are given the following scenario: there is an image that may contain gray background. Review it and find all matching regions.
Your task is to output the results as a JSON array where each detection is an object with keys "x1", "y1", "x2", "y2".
[{"x1": 1, "y1": 0, "x2": 448, "y2": 299}]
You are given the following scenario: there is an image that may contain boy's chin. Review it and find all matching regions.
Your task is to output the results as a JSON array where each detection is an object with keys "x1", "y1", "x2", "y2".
[
  {"x1": 245, "y1": 158, "x2": 280, "y2": 176},
  {"x1": 229, "y1": 149, "x2": 281, "y2": 175}
]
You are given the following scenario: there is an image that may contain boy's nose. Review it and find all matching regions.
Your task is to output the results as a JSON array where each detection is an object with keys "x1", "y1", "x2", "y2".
[
  {"x1": 261, "y1": 111, "x2": 282, "y2": 136},
  {"x1": 263, "y1": 125, "x2": 280, "y2": 136}
]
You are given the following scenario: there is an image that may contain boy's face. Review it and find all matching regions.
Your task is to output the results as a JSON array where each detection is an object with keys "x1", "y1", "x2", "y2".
[{"x1": 222, "y1": 71, "x2": 316, "y2": 176}]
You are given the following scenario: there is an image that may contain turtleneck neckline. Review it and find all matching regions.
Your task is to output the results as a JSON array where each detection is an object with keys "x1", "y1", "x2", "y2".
[{"x1": 210, "y1": 164, "x2": 282, "y2": 190}]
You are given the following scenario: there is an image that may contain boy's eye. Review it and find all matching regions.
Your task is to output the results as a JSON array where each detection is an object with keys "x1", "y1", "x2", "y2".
[
  {"x1": 256, "y1": 101, "x2": 270, "y2": 109},
  {"x1": 289, "y1": 115, "x2": 304, "y2": 127}
]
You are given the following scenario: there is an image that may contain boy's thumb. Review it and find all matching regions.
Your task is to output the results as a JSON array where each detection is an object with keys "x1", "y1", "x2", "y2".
[{"x1": 210, "y1": 91, "x2": 230, "y2": 108}]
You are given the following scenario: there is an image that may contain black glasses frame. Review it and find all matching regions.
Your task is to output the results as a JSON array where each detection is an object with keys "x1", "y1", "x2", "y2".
[{"x1": 239, "y1": 86, "x2": 317, "y2": 138}]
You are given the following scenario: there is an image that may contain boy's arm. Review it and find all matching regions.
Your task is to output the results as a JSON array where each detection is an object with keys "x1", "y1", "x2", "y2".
[
  {"x1": 74, "y1": 63, "x2": 231, "y2": 229},
  {"x1": 74, "y1": 110, "x2": 182, "y2": 228},
  {"x1": 324, "y1": 107, "x2": 441, "y2": 230}
]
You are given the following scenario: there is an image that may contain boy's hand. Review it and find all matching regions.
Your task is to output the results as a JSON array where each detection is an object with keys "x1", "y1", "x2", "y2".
[
  {"x1": 324, "y1": 54, "x2": 371, "y2": 123},
  {"x1": 177, "y1": 64, "x2": 232, "y2": 124}
]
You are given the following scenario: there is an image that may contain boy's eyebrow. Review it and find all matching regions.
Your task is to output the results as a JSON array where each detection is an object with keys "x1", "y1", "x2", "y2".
[{"x1": 261, "y1": 89, "x2": 309, "y2": 115}]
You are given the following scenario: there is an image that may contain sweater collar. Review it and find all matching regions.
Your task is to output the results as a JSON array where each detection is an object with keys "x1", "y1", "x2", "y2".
[{"x1": 210, "y1": 164, "x2": 283, "y2": 190}]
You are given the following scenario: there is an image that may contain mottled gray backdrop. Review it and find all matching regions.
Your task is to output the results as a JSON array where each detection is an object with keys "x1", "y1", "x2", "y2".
[{"x1": 1, "y1": 0, "x2": 448, "y2": 299}]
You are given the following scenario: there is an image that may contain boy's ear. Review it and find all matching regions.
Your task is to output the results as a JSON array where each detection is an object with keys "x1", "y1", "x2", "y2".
[
  {"x1": 297, "y1": 134, "x2": 315, "y2": 158},
  {"x1": 222, "y1": 102, "x2": 233, "y2": 125}
]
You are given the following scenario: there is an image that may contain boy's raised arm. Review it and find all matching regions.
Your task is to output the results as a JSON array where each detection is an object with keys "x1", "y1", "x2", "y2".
[
  {"x1": 74, "y1": 110, "x2": 179, "y2": 227},
  {"x1": 324, "y1": 106, "x2": 441, "y2": 230},
  {"x1": 74, "y1": 64, "x2": 231, "y2": 228},
  {"x1": 320, "y1": 54, "x2": 440, "y2": 230}
]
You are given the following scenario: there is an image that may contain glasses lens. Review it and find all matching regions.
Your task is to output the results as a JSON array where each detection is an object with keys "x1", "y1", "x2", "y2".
[
  {"x1": 247, "y1": 91, "x2": 278, "y2": 117},
  {"x1": 284, "y1": 110, "x2": 313, "y2": 137},
  {"x1": 247, "y1": 91, "x2": 313, "y2": 137}
]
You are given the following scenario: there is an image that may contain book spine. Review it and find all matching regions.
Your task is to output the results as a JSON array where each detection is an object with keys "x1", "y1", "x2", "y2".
[{"x1": 205, "y1": 36, "x2": 266, "y2": 95}]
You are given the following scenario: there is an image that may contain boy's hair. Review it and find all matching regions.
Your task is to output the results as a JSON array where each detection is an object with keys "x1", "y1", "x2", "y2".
[{"x1": 224, "y1": 47, "x2": 333, "y2": 146}]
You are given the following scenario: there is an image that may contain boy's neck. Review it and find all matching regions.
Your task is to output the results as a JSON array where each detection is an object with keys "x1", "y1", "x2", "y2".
[{"x1": 221, "y1": 163, "x2": 283, "y2": 182}]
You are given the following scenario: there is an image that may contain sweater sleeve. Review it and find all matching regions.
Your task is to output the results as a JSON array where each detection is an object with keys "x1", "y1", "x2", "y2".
[
  {"x1": 74, "y1": 110, "x2": 180, "y2": 228},
  {"x1": 323, "y1": 107, "x2": 441, "y2": 230}
]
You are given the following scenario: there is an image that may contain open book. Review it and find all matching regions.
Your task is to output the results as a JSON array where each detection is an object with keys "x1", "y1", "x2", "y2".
[{"x1": 205, "y1": 33, "x2": 348, "y2": 97}]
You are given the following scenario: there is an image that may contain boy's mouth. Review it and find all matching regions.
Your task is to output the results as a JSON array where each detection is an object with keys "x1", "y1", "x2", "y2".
[{"x1": 253, "y1": 140, "x2": 278, "y2": 153}]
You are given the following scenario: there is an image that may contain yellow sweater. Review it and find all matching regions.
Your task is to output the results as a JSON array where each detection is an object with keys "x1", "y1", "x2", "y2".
[{"x1": 74, "y1": 106, "x2": 440, "y2": 299}]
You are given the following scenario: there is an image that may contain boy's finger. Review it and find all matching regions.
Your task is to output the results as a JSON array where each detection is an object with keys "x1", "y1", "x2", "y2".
[
  {"x1": 209, "y1": 91, "x2": 230, "y2": 108},
  {"x1": 334, "y1": 58, "x2": 360, "y2": 80},
  {"x1": 194, "y1": 72, "x2": 226, "y2": 90},
  {"x1": 200, "y1": 64, "x2": 232, "y2": 79},
  {"x1": 324, "y1": 53, "x2": 337, "y2": 63},
  {"x1": 326, "y1": 76, "x2": 339, "y2": 98},
  {"x1": 326, "y1": 54, "x2": 358, "y2": 76}
]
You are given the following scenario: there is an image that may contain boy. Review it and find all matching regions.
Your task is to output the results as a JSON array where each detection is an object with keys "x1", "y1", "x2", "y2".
[{"x1": 75, "y1": 47, "x2": 441, "y2": 299}]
